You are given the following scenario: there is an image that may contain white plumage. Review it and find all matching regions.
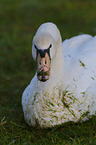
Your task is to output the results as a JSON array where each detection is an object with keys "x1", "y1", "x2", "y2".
[{"x1": 22, "y1": 22, "x2": 96, "y2": 128}]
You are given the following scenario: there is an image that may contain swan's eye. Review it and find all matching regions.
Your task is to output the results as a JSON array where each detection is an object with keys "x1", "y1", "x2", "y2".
[
  {"x1": 45, "y1": 60, "x2": 47, "y2": 64},
  {"x1": 34, "y1": 45, "x2": 38, "y2": 49},
  {"x1": 49, "y1": 44, "x2": 52, "y2": 49},
  {"x1": 39, "y1": 60, "x2": 41, "y2": 65}
]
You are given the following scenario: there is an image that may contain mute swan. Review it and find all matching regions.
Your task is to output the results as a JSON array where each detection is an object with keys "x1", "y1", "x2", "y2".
[{"x1": 22, "y1": 22, "x2": 96, "y2": 128}]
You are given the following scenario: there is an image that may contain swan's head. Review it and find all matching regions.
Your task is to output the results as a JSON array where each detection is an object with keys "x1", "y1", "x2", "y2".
[
  {"x1": 32, "y1": 33, "x2": 56, "y2": 82},
  {"x1": 32, "y1": 23, "x2": 61, "y2": 82}
]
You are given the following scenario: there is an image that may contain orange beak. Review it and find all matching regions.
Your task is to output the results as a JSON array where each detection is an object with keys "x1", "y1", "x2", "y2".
[{"x1": 37, "y1": 53, "x2": 50, "y2": 82}]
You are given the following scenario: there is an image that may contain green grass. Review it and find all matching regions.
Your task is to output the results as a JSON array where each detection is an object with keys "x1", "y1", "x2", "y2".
[{"x1": 0, "y1": 0, "x2": 96, "y2": 144}]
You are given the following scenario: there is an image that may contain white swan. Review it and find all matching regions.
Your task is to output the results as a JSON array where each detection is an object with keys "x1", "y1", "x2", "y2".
[{"x1": 22, "y1": 22, "x2": 96, "y2": 128}]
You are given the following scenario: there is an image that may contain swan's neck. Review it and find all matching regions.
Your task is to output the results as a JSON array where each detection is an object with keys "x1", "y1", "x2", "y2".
[
  {"x1": 50, "y1": 39, "x2": 65, "y2": 84},
  {"x1": 36, "y1": 39, "x2": 65, "y2": 90}
]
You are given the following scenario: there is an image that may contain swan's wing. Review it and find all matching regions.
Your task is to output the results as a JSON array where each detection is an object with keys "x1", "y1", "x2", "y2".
[
  {"x1": 62, "y1": 34, "x2": 92, "y2": 65},
  {"x1": 62, "y1": 34, "x2": 96, "y2": 94},
  {"x1": 63, "y1": 34, "x2": 96, "y2": 68}
]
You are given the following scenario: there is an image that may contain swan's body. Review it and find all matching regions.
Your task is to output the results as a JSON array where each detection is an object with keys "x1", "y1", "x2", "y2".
[{"x1": 22, "y1": 23, "x2": 96, "y2": 128}]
